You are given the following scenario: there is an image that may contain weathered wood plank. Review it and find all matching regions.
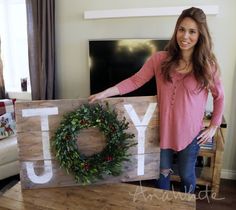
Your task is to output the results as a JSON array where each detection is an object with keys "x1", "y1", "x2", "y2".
[
  {"x1": 15, "y1": 96, "x2": 160, "y2": 189},
  {"x1": 15, "y1": 96, "x2": 158, "y2": 133},
  {"x1": 19, "y1": 153, "x2": 160, "y2": 189},
  {"x1": 17, "y1": 127, "x2": 159, "y2": 161}
]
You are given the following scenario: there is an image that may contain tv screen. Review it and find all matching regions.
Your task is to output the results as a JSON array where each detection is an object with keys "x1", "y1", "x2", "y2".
[{"x1": 89, "y1": 39, "x2": 169, "y2": 97}]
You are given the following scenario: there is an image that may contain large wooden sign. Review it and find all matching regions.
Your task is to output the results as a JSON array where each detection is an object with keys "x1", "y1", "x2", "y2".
[{"x1": 15, "y1": 96, "x2": 160, "y2": 189}]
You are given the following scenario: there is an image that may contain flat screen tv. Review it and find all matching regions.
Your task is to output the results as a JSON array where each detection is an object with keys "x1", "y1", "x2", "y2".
[{"x1": 89, "y1": 39, "x2": 169, "y2": 97}]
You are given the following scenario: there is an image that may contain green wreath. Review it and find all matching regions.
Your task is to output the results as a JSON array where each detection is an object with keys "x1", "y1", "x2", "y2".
[{"x1": 52, "y1": 103, "x2": 135, "y2": 184}]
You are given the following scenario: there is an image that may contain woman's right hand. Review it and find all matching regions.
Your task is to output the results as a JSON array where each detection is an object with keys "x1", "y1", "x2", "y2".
[
  {"x1": 88, "y1": 86, "x2": 120, "y2": 103},
  {"x1": 88, "y1": 91, "x2": 106, "y2": 103}
]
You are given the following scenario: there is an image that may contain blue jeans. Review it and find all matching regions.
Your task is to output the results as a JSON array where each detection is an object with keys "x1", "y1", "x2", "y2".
[{"x1": 156, "y1": 135, "x2": 200, "y2": 193}]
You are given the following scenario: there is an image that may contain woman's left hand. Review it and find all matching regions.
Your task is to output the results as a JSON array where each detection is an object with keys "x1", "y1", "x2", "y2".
[{"x1": 197, "y1": 125, "x2": 218, "y2": 145}]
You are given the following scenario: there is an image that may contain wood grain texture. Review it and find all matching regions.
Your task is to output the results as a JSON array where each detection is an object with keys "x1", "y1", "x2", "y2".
[
  {"x1": 15, "y1": 96, "x2": 160, "y2": 189},
  {"x1": 17, "y1": 127, "x2": 159, "y2": 161},
  {"x1": 0, "y1": 182, "x2": 196, "y2": 210},
  {"x1": 15, "y1": 97, "x2": 158, "y2": 133},
  {"x1": 19, "y1": 154, "x2": 160, "y2": 189}
]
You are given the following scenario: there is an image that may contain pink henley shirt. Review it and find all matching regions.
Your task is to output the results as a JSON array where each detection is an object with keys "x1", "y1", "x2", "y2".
[{"x1": 116, "y1": 51, "x2": 224, "y2": 151}]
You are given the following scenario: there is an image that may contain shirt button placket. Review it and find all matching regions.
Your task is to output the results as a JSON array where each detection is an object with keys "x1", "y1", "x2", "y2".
[{"x1": 171, "y1": 85, "x2": 177, "y2": 106}]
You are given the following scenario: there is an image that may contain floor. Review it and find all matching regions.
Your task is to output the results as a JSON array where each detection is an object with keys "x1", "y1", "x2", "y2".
[
  {"x1": 196, "y1": 179, "x2": 236, "y2": 210},
  {"x1": 0, "y1": 175, "x2": 235, "y2": 210},
  {"x1": 0, "y1": 174, "x2": 20, "y2": 195},
  {"x1": 129, "y1": 179, "x2": 236, "y2": 210}
]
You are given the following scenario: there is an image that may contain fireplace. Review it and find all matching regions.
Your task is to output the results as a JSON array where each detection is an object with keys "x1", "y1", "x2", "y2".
[{"x1": 89, "y1": 39, "x2": 169, "y2": 96}]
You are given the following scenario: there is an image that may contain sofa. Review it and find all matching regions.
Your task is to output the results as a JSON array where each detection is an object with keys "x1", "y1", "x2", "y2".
[
  {"x1": 0, "y1": 99, "x2": 19, "y2": 180},
  {"x1": 0, "y1": 135, "x2": 19, "y2": 180}
]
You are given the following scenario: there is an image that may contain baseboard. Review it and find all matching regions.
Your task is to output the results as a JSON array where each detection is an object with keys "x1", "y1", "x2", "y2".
[{"x1": 221, "y1": 169, "x2": 236, "y2": 180}]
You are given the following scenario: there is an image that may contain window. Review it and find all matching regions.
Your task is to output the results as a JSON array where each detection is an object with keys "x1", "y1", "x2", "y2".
[{"x1": 0, "y1": 0, "x2": 30, "y2": 94}]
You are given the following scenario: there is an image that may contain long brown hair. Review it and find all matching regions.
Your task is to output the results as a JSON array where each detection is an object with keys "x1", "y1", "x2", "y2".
[{"x1": 162, "y1": 7, "x2": 220, "y2": 89}]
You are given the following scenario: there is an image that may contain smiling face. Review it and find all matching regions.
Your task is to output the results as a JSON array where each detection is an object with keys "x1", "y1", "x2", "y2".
[{"x1": 176, "y1": 17, "x2": 200, "y2": 55}]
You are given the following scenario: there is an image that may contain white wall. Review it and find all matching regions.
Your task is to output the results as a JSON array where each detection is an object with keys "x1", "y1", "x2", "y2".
[{"x1": 55, "y1": 0, "x2": 236, "y2": 176}]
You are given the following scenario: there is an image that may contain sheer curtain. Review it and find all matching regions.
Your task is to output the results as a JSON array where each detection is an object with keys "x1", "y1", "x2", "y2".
[
  {"x1": 0, "y1": 38, "x2": 6, "y2": 99},
  {"x1": 25, "y1": 0, "x2": 55, "y2": 100},
  {"x1": 0, "y1": 0, "x2": 30, "y2": 96}
]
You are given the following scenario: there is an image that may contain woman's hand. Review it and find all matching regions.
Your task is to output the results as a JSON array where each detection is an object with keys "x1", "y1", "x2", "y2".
[
  {"x1": 88, "y1": 86, "x2": 120, "y2": 103},
  {"x1": 88, "y1": 91, "x2": 106, "y2": 103},
  {"x1": 197, "y1": 125, "x2": 218, "y2": 145}
]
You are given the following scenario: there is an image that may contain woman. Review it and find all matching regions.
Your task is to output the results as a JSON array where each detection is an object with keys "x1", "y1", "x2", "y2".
[{"x1": 89, "y1": 7, "x2": 224, "y2": 193}]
